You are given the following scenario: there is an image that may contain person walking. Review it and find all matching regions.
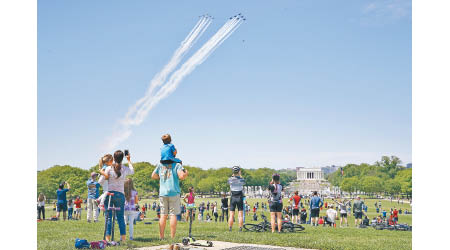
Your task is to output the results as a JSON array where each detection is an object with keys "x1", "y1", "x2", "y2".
[
  {"x1": 268, "y1": 173, "x2": 283, "y2": 233},
  {"x1": 227, "y1": 166, "x2": 246, "y2": 232},
  {"x1": 151, "y1": 157, "x2": 188, "y2": 241},
  {"x1": 353, "y1": 196, "x2": 365, "y2": 227},
  {"x1": 56, "y1": 182, "x2": 70, "y2": 221},
  {"x1": 87, "y1": 172, "x2": 101, "y2": 222},
  {"x1": 309, "y1": 191, "x2": 323, "y2": 226},
  {"x1": 100, "y1": 150, "x2": 134, "y2": 243}
]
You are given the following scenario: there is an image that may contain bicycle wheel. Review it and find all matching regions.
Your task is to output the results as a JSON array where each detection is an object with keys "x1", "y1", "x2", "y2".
[
  {"x1": 290, "y1": 224, "x2": 305, "y2": 232},
  {"x1": 281, "y1": 222, "x2": 294, "y2": 232},
  {"x1": 243, "y1": 223, "x2": 264, "y2": 232}
]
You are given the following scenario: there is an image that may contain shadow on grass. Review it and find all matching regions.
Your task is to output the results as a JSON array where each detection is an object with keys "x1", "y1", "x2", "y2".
[{"x1": 134, "y1": 237, "x2": 161, "y2": 242}]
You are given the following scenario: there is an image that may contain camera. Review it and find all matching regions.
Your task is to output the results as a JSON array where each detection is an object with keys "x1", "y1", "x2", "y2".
[{"x1": 124, "y1": 149, "x2": 129, "y2": 156}]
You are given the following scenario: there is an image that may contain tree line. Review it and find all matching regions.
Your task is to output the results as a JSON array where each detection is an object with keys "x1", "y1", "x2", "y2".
[
  {"x1": 37, "y1": 162, "x2": 297, "y2": 200},
  {"x1": 326, "y1": 156, "x2": 412, "y2": 198}
]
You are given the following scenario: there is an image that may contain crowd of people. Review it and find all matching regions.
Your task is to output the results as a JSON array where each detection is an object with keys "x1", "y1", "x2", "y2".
[{"x1": 37, "y1": 133, "x2": 411, "y2": 246}]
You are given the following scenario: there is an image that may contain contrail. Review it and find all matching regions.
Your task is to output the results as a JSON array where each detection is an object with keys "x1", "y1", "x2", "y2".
[{"x1": 104, "y1": 15, "x2": 245, "y2": 151}]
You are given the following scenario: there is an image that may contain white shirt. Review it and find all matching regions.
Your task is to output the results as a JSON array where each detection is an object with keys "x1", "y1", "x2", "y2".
[
  {"x1": 326, "y1": 209, "x2": 338, "y2": 223},
  {"x1": 105, "y1": 163, "x2": 134, "y2": 194}
]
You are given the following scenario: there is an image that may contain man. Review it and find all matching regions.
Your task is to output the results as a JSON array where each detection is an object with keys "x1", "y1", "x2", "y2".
[
  {"x1": 352, "y1": 196, "x2": 365, "y2": 227},
  {"x1": 228, "y1": 166, "x2": 246, "y2": 232},
  {"x1": 151, "y1": 160, "x2": 188, "y2": 240},
  {"x1": 309, "y1": 191, "x2": 323, "y2": 226},
  {"x1": 56, "y1": 182, "x2": 71, "y2": 220},
  {"x1": 325, "y1": 205, "x2": 337, "y2": 227},
  {"x1": 332, "y1": 197, "x2": 352, "y2": 227},
  {"x1": 289, "y1": 191, "x2": 301, "y2": 223},
  {"x1": 86, "y1": 172, "x2": 101, "y2": 222}
]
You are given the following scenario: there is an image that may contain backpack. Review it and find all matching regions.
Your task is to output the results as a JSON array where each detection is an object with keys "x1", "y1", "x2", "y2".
[
  {"x1": 90, "y1": 240, "x2": 107, "y2": 249},
  {"x1": 74, "y1": 238, "x2": 91, "y2": 249}
]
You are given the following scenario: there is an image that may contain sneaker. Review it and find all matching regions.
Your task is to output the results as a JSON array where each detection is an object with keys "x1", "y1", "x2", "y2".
[
  {"x1": 239, "y1": 227, "x2": 243, "y2": 232},
  {"x1": 94, "y1": 220, "x2": 98, "y2": 223},
  {"x1": 129, "y1": 237, "x2": 133, "y2": 241},
  {"x1": 87, "y1": 220, "x2": 91, "y2": 223},
  {"x1": 229, "y1": 227, "x2": 232, "y2": 232}
]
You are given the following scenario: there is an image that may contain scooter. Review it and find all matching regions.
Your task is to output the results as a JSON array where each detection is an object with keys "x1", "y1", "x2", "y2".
[{"x1": 182, "y1": 207, "x2": 213, "y2": 247}]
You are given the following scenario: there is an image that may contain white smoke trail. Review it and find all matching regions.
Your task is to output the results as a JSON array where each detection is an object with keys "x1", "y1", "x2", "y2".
[
  {"x1": 123, "y1": 16, "x2": 212, "y2": 125},
  {"x1": 104, "y1": 16, "x2": 244, "y2": 151},
  {"x1": 131, "y1": 17, "x2": 243, "y2": 125}
]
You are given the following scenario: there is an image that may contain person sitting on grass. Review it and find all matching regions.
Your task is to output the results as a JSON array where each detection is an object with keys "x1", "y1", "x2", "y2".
[
  {"x1": 362, "y1": 216, "x2": 370, "y2": 226},
  {"x1": 325, "y1": 205, "x2": 337, "y2": 227},
  {"x1": 300, "y1": 208, "x2": 307, "y2": 224},
  {"x1": 56, "y1": 181, "x2": 70, "y2": 221},
  {"x1": 318, "y1": 216, "x2": 324, "y2": 225}
]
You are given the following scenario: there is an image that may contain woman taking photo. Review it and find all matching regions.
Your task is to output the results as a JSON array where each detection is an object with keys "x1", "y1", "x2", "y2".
[
  {"x1": 100, "y1": 150, "x2": 134, "y2": 243},
  {"x1": 124, "y1": 178, "x2": 138, "y2": 240},
  {"x1": 268, "y1": 173, "x2": 283, "y2": 233},
  {"x1": 37, "y1": 193, "x2": 46, "y2": 220}
]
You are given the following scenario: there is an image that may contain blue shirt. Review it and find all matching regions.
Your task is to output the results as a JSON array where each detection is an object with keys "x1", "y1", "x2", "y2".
[
  {"x1": 56, "y1": 188, "x2": 69, "y2": 204},
  {"x1": 153, "y1": 162, "x2": 183, "y2": 197},
  {"x1": 161, "y1": 144, "x2": 177, "y2": 161},
  {"x1": 309, "y1": 196, "x2": 323, "y2": 209},
  {"x1": 87, "y1": 179, "x2": 101, "y2": 199}
]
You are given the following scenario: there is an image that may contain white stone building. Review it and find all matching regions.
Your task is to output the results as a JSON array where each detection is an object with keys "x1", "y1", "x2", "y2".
[{"x1": 286, "y1": 167, "x2": 331, "y2": 196}]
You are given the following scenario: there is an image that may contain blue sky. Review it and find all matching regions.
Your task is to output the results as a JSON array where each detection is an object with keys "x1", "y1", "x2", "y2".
[{"x1": 38, "y1": 0, "x2": 411, "y2": 170}]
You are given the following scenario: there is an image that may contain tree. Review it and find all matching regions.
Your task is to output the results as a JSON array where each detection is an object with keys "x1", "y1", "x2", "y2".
[{"x1": 360, "y1": 176, "x2": 383, "y2": 197}]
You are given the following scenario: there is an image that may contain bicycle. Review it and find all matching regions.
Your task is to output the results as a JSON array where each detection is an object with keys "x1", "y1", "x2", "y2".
[{"x1": 243, "y1": 214, "x2": 305, "y2": 232}]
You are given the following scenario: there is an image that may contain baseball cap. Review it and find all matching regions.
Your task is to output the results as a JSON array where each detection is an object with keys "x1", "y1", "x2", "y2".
[{"x1": 91, "y1": 172, "x2": 98, "y2": 177}]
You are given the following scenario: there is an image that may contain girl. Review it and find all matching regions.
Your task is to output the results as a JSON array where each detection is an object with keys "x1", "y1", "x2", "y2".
[
  {"x1": 268, "y1": 173, "x2": 283, "y2": 233},
  {"x1": 37, "y1": 193, "x2": 46, "y2": 220},
  {"x1": 124, "y1": 178, "x2": 138, "y2": 240},
  {"x1": 183, "y1": 186, "x2": 195, "y2": 221},
  {"x1": 97, "y1": 154, "x2": 114, "y2": 210},
  {"x1": 68, "y1": 199, "x2": 74, "y2": 220},
  {"x1": 100, "y1": 150, "x2": 134, "y2": 243}
]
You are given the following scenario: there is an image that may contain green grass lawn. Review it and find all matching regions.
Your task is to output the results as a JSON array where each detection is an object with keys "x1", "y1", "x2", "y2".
[{"x1": 37, "y1": 198, "x2": 412, "y2": 250}]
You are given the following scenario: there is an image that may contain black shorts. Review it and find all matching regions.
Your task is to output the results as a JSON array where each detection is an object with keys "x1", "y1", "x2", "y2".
[
  {"x1": 354, "y1": 212, "x2": 363, "y2": 219},
  {"x1": 311, "y1": 208, "x2": 320, "y2": 218},
  {"x1": 293, "y1": 208, "x2": 299, "y2": 216},
  {"x1": 57, "y1": 202, "x2": 67, "y2": 212},
  {"x1": 230, "y1": 195, "x2": 244, "y2": 211},
  {"x1": 340, "y1": 213, "x2": 347, "y2": 218},
  {"x1": 269, "y1": 202, "x2": 283, "y2": 213}
]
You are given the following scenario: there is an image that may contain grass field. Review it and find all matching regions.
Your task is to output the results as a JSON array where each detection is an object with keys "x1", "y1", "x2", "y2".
[{"x1": 37, "y1": 197, "x2": 412, "y2": 250}]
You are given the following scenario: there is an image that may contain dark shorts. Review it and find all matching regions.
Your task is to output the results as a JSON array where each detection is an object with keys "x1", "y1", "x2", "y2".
[
  {"x1": 57, "y1": 202, "x2": 67, "y2": 212},
  {"x1": 311, "y1": 208, "x2": 320, "y2": 218},
  {"x1": 340, "y1": 213, "x2": 347, "y2": 218},
  {"x1": 354, "y1": 212, "x2": 363, "y2": 219},
  {"x1": 230, "y1": 195, "x2": 244, "y2": 211},
  {"x1": 293, "y1": 208, "x2": 299, "y2": 216},
  {"x1": 269, "y1": 202, "x2": 283, "y2": 213},
  {"x1": 394, "y1": 217, "x2": 398, "y2": 222}
]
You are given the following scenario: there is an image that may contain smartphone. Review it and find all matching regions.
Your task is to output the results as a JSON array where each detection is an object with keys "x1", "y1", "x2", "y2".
[{"x1": 124, "y1": 149, "x2": 129, "y2": 156}]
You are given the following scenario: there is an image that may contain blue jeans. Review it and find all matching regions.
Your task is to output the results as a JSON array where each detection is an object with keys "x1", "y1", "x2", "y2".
[
  {"x1": 105, "y1": 191, "x2": 126, "y2": 236},
  {"x1": 68, "y1": 208, "x2": 73, "y2": 219}
]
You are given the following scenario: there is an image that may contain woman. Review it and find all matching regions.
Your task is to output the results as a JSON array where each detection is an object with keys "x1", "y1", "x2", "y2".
[
  {"x1": 124, "y1": 178, "x2": 138, "y2": 240},
  {"x1": 268, "y1": 173, "x2": 283, "y2": 233},
  {"x1": 183, "y1": 187, "x2": 195, "y2": 221},
  {"x1": 100, "y1": 150, "x2": 134, "y2": 243},
  {"x1": 37, "y1": 193, "x2": 46, "y2": 220}
]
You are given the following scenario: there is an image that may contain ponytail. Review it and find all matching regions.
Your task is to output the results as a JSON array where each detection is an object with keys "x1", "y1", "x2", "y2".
[{"x1": 113, "y1": 150, "x2": 124, "y2": 179}]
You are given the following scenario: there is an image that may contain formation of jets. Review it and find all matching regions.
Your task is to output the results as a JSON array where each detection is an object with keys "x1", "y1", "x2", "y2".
[
  {"x1": 199, "y1": 14, "x2": 214, "y2": 19},
  {"x1": 229, "y1": 13, "x2": 246, "y2": 21}
]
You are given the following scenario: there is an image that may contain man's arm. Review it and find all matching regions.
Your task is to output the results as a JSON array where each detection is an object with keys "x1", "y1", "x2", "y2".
[
  {"x1": 151, "y1": 166, "x2": 160, "y2": 180},
  {"x1": 178, "y1": 168, "x2": 188, "y2": 180}
]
